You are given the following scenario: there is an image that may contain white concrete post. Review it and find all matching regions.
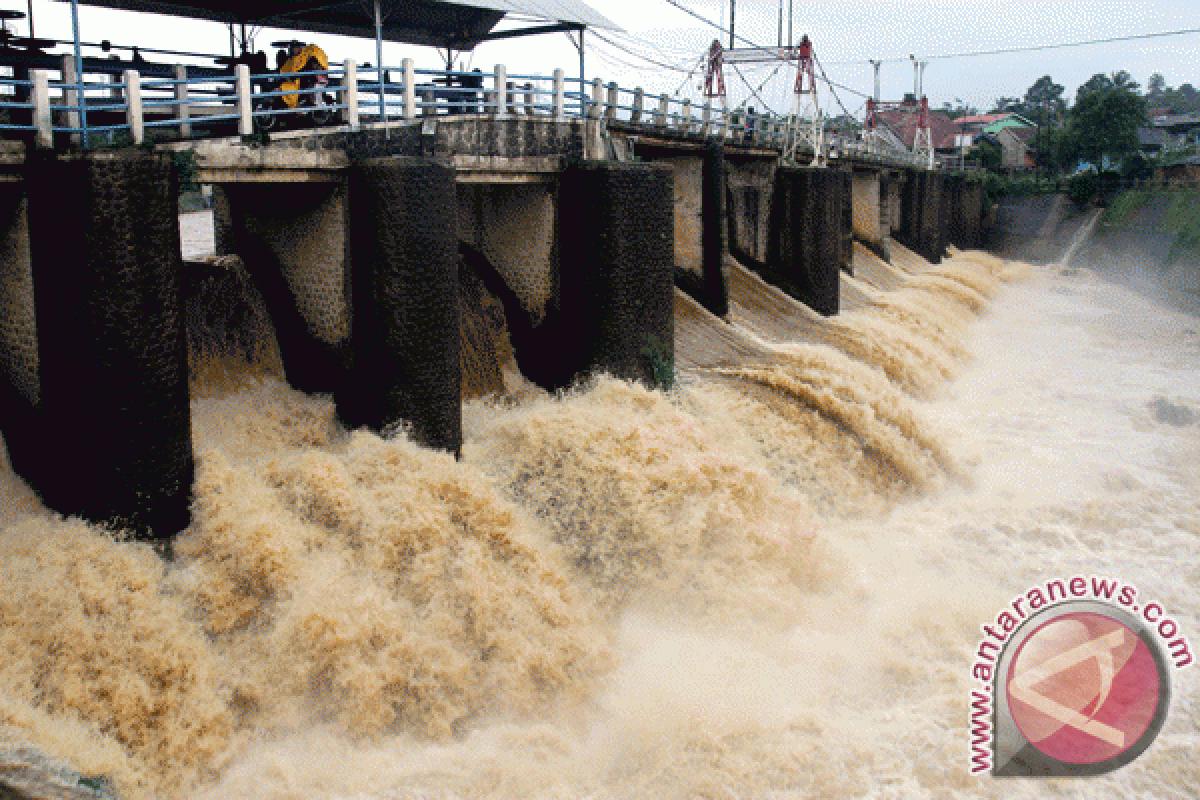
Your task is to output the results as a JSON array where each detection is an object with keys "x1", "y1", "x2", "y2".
[
  {"x1": 342, "y1": 59, "x2": 359, "y2": 127},
  {"x1": 605, "y1": 82, "x2": 618, "y2": 120},
  {"x1": 173, "y1": 64, "x2": 191, "y2": 138},
  {"x1": 32, "y1": 70, "x2": 51, "y2": 148},
  {"x1": 402, "y1": 58, "x2": 416, "y2": 120},
  {"x1": 123, "y1": 70, "x2": 143, "y2": 144},
  {"x1": 236, "y1": 64, "x2": 252, "y2": 135},
  {"x1": 492, "y1": 64, "x2": 506, "y2": 115},
  {"x1": 631, "y1": 87, "x2": 644, "y2": 124},
  {"x1": 552, "y1": 68, "x2": 565, "y2": 119},
  {"x1": 589, "y1": 78, "x2": 602, "y2": 119},
  {"x1": 655, "y1": 94, "x2": 668, "y2": 127},
  {"x1": 680, "y1": 98, "x2": 691, "y2": 132},
  {"x1": 59, "y1": 54, "x2": 80, "y2": 142},
  {"x1": 701, "y1": 102, "x2": 711, "y2": 136}
]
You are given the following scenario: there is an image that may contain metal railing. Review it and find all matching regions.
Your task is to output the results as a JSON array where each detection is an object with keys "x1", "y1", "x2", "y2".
[{"x1": 2, "y1": 56, "x2": 932, "y2": 168}]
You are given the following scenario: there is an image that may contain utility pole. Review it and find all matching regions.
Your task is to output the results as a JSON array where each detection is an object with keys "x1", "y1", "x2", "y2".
[{"x1": 729, "y1": 0, "x2": 736, "y2": 49}]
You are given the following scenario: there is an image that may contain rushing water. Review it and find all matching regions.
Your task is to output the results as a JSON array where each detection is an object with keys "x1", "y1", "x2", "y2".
[{"x1": 0, "y1": 220, "x2": 1197, "y2": 799}]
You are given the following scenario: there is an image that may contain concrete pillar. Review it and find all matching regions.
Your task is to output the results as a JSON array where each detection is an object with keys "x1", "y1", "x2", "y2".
[
  {"x1": 236, "y1": 64, "x2": 252, "y2": 135},
  {"x1": 899, "y1": 169, "x2": 943, "y2": 263},
  {"x1": 941, "y1": 173, "x2": 962, "y2": 250},
  {"x1": 961, "y1": 179, "x2": 983, "y2": 249},
  {"x1": 342, "y1": 159, "x2": 461, "y2": 454},
  {"x1": 545, "y1": 161, "x2": 675, "y2": 390},
  {"x1": 0, "y1": 188, "x2": 40, "y2": 487},
  {"x1": 23, "y1": 151, "x2": 192, "y2": 537},
  {"x1": 921, "y1": 171, "x2": 944, "y2": 263},
  {"x1": 174, "y1": 64, "x2": 192, "y2": 138},
  {"x1": 552, "y1": 69, "x2": 565, "y2": 119},
  {"x1": 123, "y1": 70, "x2": 143, "y2": 145},
  {"x1": 341, "y1": 59, "x2": 359, "y2": 127},
  {"x1": 765, "y1": 167, "x2": 846, "y2": 315}
]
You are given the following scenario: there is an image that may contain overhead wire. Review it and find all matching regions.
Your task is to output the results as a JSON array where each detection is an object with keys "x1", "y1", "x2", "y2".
[
  {"x1": 590, "y1": 29, "x2": 697, "y2": 73},
  {"x1": 823, "y1": 25, "x2": 1200, "y2": 66}
]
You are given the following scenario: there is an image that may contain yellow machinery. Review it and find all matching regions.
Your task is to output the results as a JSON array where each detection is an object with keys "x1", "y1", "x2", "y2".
[{"x1": 277, "y1": 43, "x2": 330, "y2": 110}]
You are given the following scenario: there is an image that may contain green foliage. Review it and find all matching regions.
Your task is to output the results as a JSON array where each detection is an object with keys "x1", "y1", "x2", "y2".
[
  {"x1": 1101, "y1": 187, "x2": 1152, "y2": 228},
  {"x1": 640, "y1": 334, "x2": 674, "y2": 390},
  {"x1": 1120, "y1": 153, "x2": 1154, "y2": 181},
  {"x1": 1162, "y1": 190, "x2": 1200, "y2": 263},
  {"x1": 1067, "y1": 78, "x2": 1145, "y2": 168},
  {"x1": 1023, "y1": 75, "x2": 1066, "y2": 127},
  {"x1": 1103, "y1": 188, "x2": 1200, "y2": 264},
  {"x1": 969, "y1": 137, "x2": 1002, "y2": 169},
  {"x1": 1067, "y1": 170, "x2": 1100, "y2": 208},
  {"x1": 978, "y1": 171, "x2": 1063, "y2": 205},
  {"x1": 172, "y1": 149, "x2": 199, "y2": 192}
]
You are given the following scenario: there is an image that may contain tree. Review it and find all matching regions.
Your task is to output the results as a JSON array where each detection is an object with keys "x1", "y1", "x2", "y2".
[
  {"x1": 990, "y1": 96, "x2": 1021, "y2": 114},
  {"x1": 1147, "y1": 72, "x2": 1167, "y2": 98},
  {"x1": 969, "y1": 137, "x2": 1003, "y2": 169},
  {"x1": 1067, "y1": 77, "x2": 1146, "y2": 168},
  {"x1": 1023, "y1": 75, "x2": 1065, "y2": 127},
  {"x1": 1076, "y1": 73, "x2": 1114, "y2": 102},
  {"x1": 939, "y1": 98, "x2": 978, "y2": 119},
  {"x1": 1032, "y1": 125, "x2": 1077, "y2": 172}
]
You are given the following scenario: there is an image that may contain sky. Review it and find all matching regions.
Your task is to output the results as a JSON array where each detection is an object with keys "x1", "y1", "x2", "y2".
[{"x1": 12, "y1": 0, "x2": 1200, "y2": 119}]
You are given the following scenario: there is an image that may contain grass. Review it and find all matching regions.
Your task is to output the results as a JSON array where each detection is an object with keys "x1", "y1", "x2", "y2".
[{"x1": 1102, "y1": 187, "x2": 1200, "y2": 265}]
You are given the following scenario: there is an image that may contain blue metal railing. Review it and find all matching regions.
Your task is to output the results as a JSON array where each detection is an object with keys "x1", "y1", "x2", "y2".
[{"x1": 5, "y1": 59, "x2": 931, "y2": 168}]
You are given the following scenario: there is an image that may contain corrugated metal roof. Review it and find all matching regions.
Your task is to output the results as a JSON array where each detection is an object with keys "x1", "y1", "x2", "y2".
[
  {"x1": 65, "y1": 0, "x2": 619, "y2": 48},
  {"x1": 441, "y1": 0, "x2": 620, "y2": 30}
]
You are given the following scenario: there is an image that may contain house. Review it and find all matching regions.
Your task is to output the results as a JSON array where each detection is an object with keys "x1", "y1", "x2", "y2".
[
  {"x1": 872, "y1": 104, "x2": 962, "y2": 158},
  {"x1": 955, "y1": 111, "x2": 1037, "y2": 136},
  {"x1": 994, "y1": 126, "x2": 1037, "y2": 169},
  {"x1": 1138, "y1": 126, "x2": 1172, "y2": 156},
  {"x1": 1155, "y1": 154, "x2": 1200, "y2": 187}
]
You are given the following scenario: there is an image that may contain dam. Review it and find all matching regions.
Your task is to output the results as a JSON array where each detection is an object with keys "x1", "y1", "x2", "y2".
[{"x1": 0, "y1": 2, "x2": 1198, "y2": 799}]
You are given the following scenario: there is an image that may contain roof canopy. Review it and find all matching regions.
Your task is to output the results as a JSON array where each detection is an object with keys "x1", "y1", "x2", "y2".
[{"x1": 60, "y1": 0, "x2": 619, "y2": 49}]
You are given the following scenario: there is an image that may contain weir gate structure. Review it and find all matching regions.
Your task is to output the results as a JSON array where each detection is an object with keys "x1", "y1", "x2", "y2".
[{"x1": 0, "y1": 63, "x2": 985, "y2": 539}]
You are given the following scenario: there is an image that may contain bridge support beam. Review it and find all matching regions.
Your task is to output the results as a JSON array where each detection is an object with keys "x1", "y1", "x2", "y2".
[
  {"x1": 340, "y1": 158, "x2": 462, "y2": 455},
  {"x1": 763, "y1": 166, "x2": 849, "y2": 316},
  {"x1": 20, "y1": 151, "x2": 192, "y2": 537},
  {"x1": 537, "y1": 161, "x2": 674, "y2": 389},
  {"x1": 900, "y1": 169, "x2": 944, "y2": 263},
  {"x1": 943, "y1": 175, "x2": 983, "y2": 250}
]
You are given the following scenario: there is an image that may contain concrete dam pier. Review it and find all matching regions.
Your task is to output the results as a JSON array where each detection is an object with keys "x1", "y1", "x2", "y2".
[{"x1": 0, "y1": 117, "x2": 984, "y2": 538}]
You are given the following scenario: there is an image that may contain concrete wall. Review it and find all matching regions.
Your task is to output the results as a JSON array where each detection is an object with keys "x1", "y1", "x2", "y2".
[
  {"x1": 851, "y1": 169, "x2": 882, "y2": 247},
  {"x1": 456, "y1": 183, "x2": 556, "y2": 322},
  {"x1": 726, "y1": 157, "x2": 777, "y2": 263},
  {"x1": 215, "y1": 182, "x2": 351, "y2": 393}
]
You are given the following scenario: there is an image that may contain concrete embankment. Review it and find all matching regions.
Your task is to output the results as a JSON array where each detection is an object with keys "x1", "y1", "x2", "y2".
[{"x1": 989, "y1": 189, "x2": 1200, "y2": 314}]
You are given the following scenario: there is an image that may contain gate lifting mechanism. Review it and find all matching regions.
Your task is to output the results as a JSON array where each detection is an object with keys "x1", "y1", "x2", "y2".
[
  {"x1": 254, "y1": 40, "x2": 337, "y2": 131},
  {"x1": 702, "y1": 34, "x2": 825, "y2": 167},
  {"x1": 864, "y1": 94, "x2": 935, "y2": 169}
]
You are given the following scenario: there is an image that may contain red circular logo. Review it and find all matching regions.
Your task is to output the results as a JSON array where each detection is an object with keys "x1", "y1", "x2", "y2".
[{"x1": 1006, "y1": 611, "x2": 1162, "y2": 765}]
